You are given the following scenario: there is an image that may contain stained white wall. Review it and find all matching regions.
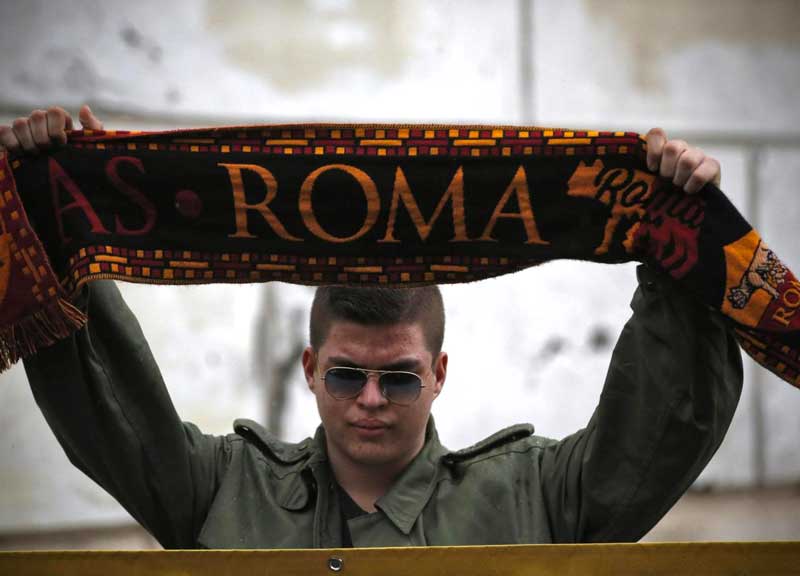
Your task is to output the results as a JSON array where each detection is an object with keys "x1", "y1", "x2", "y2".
[{"x1": 0, "y1": 0, "x2": 798, "y2": 536}]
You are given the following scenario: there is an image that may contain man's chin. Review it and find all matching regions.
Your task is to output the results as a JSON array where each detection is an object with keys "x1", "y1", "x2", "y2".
[{"x1": 344, "y1": 439, "x2": 398, "y2": 466}]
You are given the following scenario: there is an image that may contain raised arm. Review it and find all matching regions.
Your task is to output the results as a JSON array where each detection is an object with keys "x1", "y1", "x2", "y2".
[
  {"x1": 8, "y1": 107, "x2": 230, "y2": 548},
  {"x1": 539, "y1": 264, "x2": 743, "y2": 542},
  {"x1": 539, "y1": 132, "x2": 741, "y2": 542},
  {"x1": 23, "y1": 281, "x2": 231, "y2": 548}
]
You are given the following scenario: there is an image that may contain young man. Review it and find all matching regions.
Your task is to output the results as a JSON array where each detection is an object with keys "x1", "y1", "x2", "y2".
[{"x1": 3, "y1": 107, "x2": 742, "y2": 549}]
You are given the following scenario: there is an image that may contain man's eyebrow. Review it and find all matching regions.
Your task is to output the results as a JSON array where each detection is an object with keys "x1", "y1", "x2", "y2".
[
  {"x1": 326, "y1": 356, "x2": 423, "y2": 372},
  {"x1": 327, "y1": 356, "x2": 358, "y2": 368},
  {"x1": 380, "y1": 359, "x2": 424, "y2": 372}
]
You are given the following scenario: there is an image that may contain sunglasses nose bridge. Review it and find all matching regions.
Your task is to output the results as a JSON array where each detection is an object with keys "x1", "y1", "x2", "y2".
[{"x1": 357, "y1": 370, "x2": 389, "y2": 404}]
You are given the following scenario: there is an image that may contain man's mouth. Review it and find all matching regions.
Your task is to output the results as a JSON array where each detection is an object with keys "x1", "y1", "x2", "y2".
[
  {"x1": 351, "y1": 419, "x2": 389, "y2": 436},
  {"x1": 352, "y1": 419, "x2": 389, "y2": 429}
]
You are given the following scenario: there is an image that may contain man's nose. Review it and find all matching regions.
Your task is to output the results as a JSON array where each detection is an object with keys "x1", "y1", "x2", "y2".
[{"x1": 357, "y1": 373, "x2": 388, "y2": 408}]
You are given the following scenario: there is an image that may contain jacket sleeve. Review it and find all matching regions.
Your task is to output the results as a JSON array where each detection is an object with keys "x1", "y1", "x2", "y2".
[
  {"x1": 539, "y1": 264, "x2": 744, "y2": 543},
  {"x1": 22, "y1": 280, "x2": 231, "y2": 548}
]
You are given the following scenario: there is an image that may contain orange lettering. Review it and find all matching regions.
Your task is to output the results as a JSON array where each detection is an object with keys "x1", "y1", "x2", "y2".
[
  {"x1": 479, "y1": 166, "x2": 548, "y2": 245},
  {"x1": 783, "y1": 287, "x2": 800, "y2": 308},
  {"x1": 773, "y1": 307, "x2": 795, "y2": 328},
  {"x1": 380, "y1": 167, "x2": 469, "y2": 243},
  {"x1": 219, "y1": 163, "x2": 301, "y2": 241},
  {"x1": 299, "y1": 164, "x2": 380, "y2": 243}
]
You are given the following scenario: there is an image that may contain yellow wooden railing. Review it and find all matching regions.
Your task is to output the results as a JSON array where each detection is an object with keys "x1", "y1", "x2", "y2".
[{"x1": 1, "y1": 542, "x2": 799, "y2": 575}]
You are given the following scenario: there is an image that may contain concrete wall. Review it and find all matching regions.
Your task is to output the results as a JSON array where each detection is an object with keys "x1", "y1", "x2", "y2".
[{"x1": 0, "y1": 0, "x2": 798, "y2": 542}]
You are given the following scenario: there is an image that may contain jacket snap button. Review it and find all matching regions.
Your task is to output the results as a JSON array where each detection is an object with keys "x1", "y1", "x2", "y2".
[{"x1": 328, "y1": 556, "x2": 344, "y2": 572}]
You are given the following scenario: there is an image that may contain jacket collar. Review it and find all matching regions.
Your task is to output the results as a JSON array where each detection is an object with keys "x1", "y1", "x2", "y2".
[{"x1": 374, "y1": 417, "x2": 448, "y2": 535}]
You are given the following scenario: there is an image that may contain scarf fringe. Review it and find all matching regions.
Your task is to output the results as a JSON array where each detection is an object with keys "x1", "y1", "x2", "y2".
[{"x1": 0, "y1": 298, "x2": 88, "y2": 371}]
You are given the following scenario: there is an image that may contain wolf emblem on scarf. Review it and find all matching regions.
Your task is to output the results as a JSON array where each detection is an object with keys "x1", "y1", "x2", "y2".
[{"x1": 727, "y1": 241, "x2": 787, "y2": 309}]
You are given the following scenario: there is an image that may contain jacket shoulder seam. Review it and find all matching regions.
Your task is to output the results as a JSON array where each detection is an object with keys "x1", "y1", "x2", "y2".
[{"x1": 444, "y1": 437, "x2": 552, "y2": 469}]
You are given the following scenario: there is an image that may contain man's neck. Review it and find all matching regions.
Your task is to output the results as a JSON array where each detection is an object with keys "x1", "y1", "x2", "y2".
[{"x1": 326, "y1": 438, "x2": 425, "y2": 513}]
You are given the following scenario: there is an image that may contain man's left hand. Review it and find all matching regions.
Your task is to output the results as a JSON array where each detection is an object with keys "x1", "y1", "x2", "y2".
[{"x1": 645, "y1": 127, "x2": 721, "y2": 194}]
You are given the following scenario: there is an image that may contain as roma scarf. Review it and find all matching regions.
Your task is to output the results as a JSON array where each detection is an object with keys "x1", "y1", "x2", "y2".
[{"x1": 0, "y1": 125, "x2": 798, "y2": 389}]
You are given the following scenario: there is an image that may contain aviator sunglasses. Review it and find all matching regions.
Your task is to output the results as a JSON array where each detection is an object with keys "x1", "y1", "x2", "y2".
[{"x1": 322, "y1": 366, "x2": 426, "y2": 406}]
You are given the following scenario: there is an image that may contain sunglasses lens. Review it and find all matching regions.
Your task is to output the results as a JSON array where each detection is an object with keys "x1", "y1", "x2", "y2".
[
  {"x1": 380, "y1": 372, "x2": 422, "y2": 405},
  {"x1": 325, "y1": 368, "x2": 367, "y2": 399}
]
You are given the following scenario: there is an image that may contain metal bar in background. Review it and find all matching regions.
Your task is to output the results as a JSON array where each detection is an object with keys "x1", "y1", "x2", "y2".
[
  {"x1": 518, "y1": 0, "x2": 534, "y2": 124},
  {"x1": 746, "y1": 146, "x2": 767, "y2": 488}
]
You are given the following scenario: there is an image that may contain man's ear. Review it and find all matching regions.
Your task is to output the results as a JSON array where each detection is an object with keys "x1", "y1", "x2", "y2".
[
  {"x1": 302, "y1": 346, "x2": 317, "y2": 392},
  {"x1": 432, "y1": 351, "x2": 447, "y2": 398}
]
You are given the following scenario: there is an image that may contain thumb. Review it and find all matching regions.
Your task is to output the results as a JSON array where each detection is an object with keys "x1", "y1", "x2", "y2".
[{"x1": 78, "y1": 105, "x2": 103, "y2": 130}]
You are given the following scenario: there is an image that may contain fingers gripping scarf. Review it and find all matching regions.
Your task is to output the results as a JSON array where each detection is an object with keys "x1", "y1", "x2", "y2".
[{"x1": 0, "y1": 125, "x2": 798, "y2": 389}]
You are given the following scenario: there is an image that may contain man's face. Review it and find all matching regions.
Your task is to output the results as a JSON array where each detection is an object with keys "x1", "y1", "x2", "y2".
[{"x1": 303, "y1": 321, "x2": 447, "y2": 470}]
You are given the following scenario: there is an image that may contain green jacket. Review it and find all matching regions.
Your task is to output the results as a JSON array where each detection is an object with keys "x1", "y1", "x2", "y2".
[{"x1": 23, "y1": 265, "x2": 742, "y2": 548}]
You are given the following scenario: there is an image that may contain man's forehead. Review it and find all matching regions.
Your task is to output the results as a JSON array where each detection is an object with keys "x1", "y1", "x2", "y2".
[{"x1": 318, "y1": 320, "x2": 430, "y2": 366}]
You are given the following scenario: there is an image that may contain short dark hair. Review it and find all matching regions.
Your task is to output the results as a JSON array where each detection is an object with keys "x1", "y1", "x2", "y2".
[{"x1": 309, "y1": 285, "x2": 445, "y2": 356}]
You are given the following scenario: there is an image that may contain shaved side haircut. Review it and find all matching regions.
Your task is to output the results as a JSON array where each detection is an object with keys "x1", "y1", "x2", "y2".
[{"x1": 309, "y1": 286, "x2": 445, "y2": 356}]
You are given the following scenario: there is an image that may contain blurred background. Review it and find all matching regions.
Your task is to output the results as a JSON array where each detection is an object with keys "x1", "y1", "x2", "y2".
[{"x1": 0, "y1": 0, "x2": 799, "y2": 549}]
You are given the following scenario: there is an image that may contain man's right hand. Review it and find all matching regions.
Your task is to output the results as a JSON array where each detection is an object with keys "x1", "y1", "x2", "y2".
[{"x1": 0, "y1": 105, "x2": 104, "y2": 155}]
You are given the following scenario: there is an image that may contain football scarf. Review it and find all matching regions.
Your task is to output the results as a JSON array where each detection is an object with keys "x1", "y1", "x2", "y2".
[{"x1": 0, "y1": 125, "x2": 797, "y2": 388}]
